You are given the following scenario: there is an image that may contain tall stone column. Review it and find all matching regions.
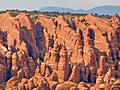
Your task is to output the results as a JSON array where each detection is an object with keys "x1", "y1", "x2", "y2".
[
  {"x1": 28, "y1": 57, "x2": 36, "y2": 77},
  {"x1": 11, "y1": 53, "x2": 18, "y2": 77},
  {"x1": 69, "y1": 65, "x2": 81, "y2": 83},
  {"x1": 0, "y1": 64, "x2": 6, "y2": 83},
  {"x1": 49, "y1": 48, "x2": 59, "y2": 70},
  {"x1": 107, "y1": 48, "x2": 113, "y2": 64},
  {"x1": 48, "y1": 41, "x2": 59, "y2": 70},
  {"x1": 17, "y1": 50, "x2": 24, "y2": 68},
  {"x1": 5, "y1": 51, "x2": 12, "y2": 80},
  {"x1": 46, "y1": 34, "x2": 52, "y2": 52},
  {"x1": 68, "y1": 17, "x2": 74, "y2": 29},
  {"x1": 58, "y1": 46, "x2": 70, "y2": 83},
  {"x1": 97, "y1": 55, "x2": 106, "y2": 76},
  {"x1": 89, "y1": 66, "x2": 96, "y2": 83}
]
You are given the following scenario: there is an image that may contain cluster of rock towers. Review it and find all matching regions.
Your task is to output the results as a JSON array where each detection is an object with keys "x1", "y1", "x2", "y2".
[{"x1": 0, "y1": 12, "x2": 120, "y2": 89}]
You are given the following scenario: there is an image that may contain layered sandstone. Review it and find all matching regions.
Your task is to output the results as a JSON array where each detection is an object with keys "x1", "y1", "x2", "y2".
[{"x1": 0, "y1": 12, "x2": 120, "y2": 89}]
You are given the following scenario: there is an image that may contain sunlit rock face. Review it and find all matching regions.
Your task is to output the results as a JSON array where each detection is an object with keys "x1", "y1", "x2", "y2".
[{"x1": 0, "y1": 12, "x2": 120, "y2": 89}]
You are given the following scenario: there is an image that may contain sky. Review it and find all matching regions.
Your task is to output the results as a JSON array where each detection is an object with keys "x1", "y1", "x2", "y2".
[{"x1": 0, "y1": 0, "x2": 120, "y2": 10}]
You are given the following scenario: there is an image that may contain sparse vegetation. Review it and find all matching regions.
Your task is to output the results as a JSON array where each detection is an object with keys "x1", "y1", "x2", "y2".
[
  {"x1": 0, "y1": 10, "x2": 112, "y2": 22},
  {"x1": 10, "y1": 12, "x2": 18, "y2": 17}
]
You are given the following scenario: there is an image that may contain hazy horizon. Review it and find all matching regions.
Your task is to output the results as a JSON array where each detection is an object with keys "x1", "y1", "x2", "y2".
[{"x1": 0, "y1": 0, "x2": 120, "y2": 10}]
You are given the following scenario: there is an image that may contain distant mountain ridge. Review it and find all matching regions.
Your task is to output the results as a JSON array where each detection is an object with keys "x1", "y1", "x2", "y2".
[
  {"x1": 39, "y1": 7, "x2": 75, "y2": 13},
  {"x1": 39, "y1": 6, "x2": 120, "y2": 15}
]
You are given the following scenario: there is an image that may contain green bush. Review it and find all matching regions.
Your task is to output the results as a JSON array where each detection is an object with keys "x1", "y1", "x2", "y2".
[{"x1": 10, "y1": 13, "x2": 18, "y2": 17}]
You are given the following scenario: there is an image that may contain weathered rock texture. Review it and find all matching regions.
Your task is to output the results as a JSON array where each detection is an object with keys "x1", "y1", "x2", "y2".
[{"x1": 0, "y1": 12, "x2": 120, "y2": 90}]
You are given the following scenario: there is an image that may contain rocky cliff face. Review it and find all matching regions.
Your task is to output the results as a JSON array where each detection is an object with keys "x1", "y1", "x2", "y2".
[{"x1": 0, "y1": 12, "x2": 120, "y2": 90}]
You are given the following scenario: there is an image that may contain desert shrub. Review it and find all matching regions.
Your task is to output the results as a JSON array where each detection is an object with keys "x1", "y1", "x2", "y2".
[{"x1": 10, "y1": 13, "x2": 18, "y2": 17}]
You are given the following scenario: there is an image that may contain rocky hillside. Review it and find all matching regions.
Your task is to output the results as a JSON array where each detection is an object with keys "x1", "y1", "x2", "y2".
[{"x1": 0, "y1": 12, "x2": 120, "y2": 90}]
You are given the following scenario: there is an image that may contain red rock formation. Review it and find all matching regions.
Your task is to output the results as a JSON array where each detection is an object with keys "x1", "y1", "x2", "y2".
[
  {"x1": 69, "y1": 64, "x2": 81, "y2": 83},
  {"x1": 0, "y1": 64, "x2": 6, "y2": 82},
  {"x1": 11, "y1": 53, "x2": 19, "y2": 77},
  {"x1": 57, "y1": 46, "x2": 70, "y2": 83},
  {"x1": 0, "y1": 12, "x2": 120, "y2": 89},
  {"x1": 110, "y1": 13, "x2": 120, "y2": 24},
  {"x1": 97, "y1": 55, "x2": 106, "y2": 76}
]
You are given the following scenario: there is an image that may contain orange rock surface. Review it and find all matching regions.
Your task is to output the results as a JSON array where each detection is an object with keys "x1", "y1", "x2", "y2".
[{"x1": 0, "y1": 12, "x2": 120, "y2": 89}]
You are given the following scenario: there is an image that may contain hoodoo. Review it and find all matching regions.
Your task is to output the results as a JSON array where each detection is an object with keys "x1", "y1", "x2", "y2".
[{"x1": 0, "y1": 12, "x2": 120, "y2": 89}]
